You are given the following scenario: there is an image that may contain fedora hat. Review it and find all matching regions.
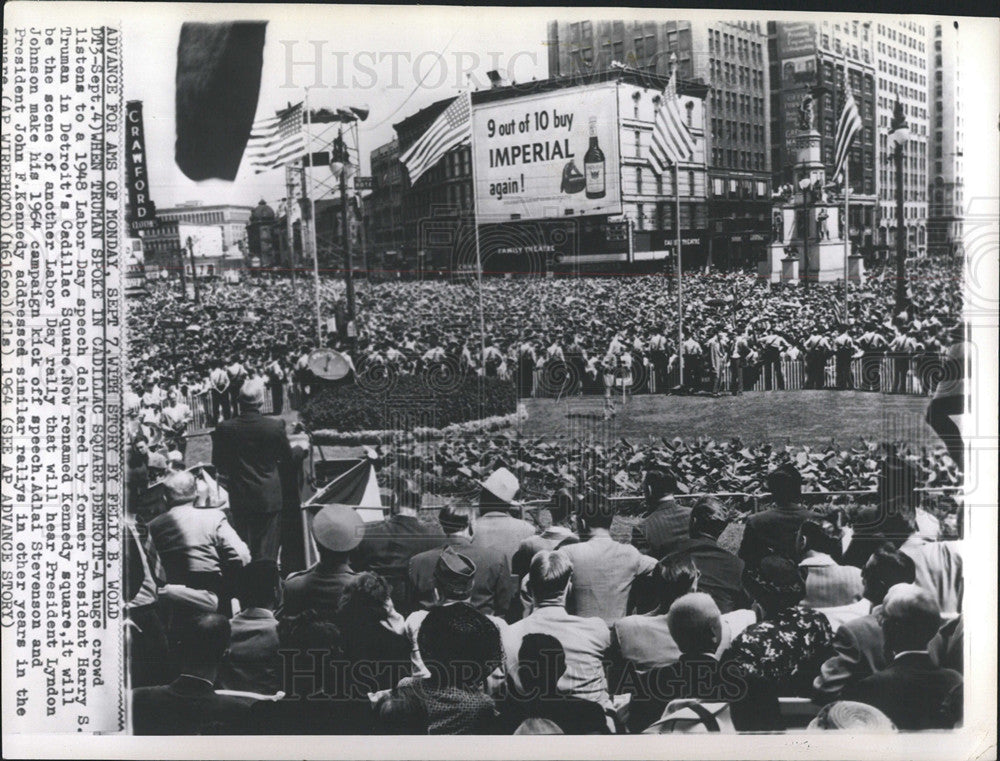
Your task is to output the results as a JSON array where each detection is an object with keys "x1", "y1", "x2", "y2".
[
  {"x1": 238, "y1": 378, "x2": 266, "y2": 408},
  {"x1": 312, "y1": 504, "x2": 365, "y2": 552},
  {"x1": 477, "y1": 467, "x2": 521, "y2": 506}
]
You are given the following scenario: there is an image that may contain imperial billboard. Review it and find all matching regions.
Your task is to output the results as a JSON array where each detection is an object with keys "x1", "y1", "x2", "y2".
[{"x1": 472, "y1": 84, "x2": 622, "y2": 221}]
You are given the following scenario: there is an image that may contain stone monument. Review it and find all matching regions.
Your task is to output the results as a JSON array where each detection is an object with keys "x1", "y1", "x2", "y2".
[{"x1": 760, "y1": 90, "x2": 852, "y2": 284}]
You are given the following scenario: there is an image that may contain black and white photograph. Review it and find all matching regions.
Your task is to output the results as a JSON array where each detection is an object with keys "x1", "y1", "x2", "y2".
[{"x1": 2, "y1": 3, "x2": 997, "y2": 759}]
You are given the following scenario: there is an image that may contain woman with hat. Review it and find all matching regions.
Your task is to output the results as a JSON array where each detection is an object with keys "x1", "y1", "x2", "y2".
[{"x1": 723, "y1": 555, "x2": 835, "y2": 731}]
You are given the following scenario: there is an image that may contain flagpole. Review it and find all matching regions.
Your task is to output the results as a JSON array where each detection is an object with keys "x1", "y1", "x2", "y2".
[
  {"x1": 675, "y1": 160, "x2": 683, "y2": 387},
  {"x1": 466, "y1": 88, "x2": 487, "y2": 374},
  {"x1": 843, "y1": 160, "x2": 850, "y2": 321},
  {"x1": 304, "y1": 88, "x2": 322, "y2": 344}
]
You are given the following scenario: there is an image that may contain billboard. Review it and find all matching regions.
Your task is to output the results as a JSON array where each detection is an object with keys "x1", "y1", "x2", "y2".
[
  {"x1": 472, "y1": 84, "x2": 622, "y2": 221},
  {"x1": 776, "y1": 22, "x2": 817, "y2": 59}
]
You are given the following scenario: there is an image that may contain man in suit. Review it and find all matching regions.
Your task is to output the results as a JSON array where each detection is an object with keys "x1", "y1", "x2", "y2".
[
  {"x1": 738, "y1": 464, "x2": 819, "y2": 567},
  {"x1": 561, "y1": 495, "x2": 658, "y2": 624},
  {"x1": 352, "y1": 482, "x2": 444, "y2": 615},
  {"x1": 841, "y1": 584, "x2": 962, "y2": 730},
  {"x1": 632, "y1": 469, "x2": 691, "y2": 560},
  {"x1": 502, "y1": 550, "x2": 613, "y2": 708},
  {"x1": 511, "y1": 489, "x2": 580, "y2": 579},
  {"x1": 281, "y1": 505, "x2": 364, "y2": 619},
  {"x1": 625, "y1": 593, "x2": 745, "y2": 733},
  {"x1": 132, "y1": 613, "x2": 254, "y2": 734},
  {"x1": 813, "y1": 543, "x2": 916, "y2": 703},
  {"x1": 472, "y1": 468, "x2": 537, "y2": 568},
  {"x1": 664, "y1": 497, "x2": 747, "y2": 614},
  {"x1": 212, "y1": 379, "x2": 294, "y2": 562},
  {"x1": 408, "y1": 507, "x2": 514, "y2": 617}
]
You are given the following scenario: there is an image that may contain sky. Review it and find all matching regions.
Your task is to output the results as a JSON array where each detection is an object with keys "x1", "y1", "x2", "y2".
[{"x1": 117, "y1": 4, "x2": 998, "y2": 225}]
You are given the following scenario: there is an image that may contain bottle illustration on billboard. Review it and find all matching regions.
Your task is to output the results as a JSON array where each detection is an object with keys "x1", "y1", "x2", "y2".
[{"x1": 584, "y1": 116, "x2": 606, "y2": 199}]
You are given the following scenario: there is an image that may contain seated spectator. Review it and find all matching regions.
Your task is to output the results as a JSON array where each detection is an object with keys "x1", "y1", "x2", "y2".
[
  {"x1": 405, "y1": 547, "x2": 507, "y2": 678},
  {"x1": 560, "y1": 495, "x2": 658, "y2": 624},
  {"x1": 250, "y1": 610, "x2": 372, "y2": 734},
  {"x1": 841, "y1": 584, "x2": 962, "y2": 730},
  {"x1": 625, "y1": 593, "x2": 745, "y2": 734},
  {"x1": 724, "y1": 556, "x2": 835, "y2": 731},
  {"x1": 899, "y1": 534, "x2": 963, "y2": 616},
  {"x1": 797, "y1": 518, "x2": 863, "y2": 609},
  {"x1": 843, "y1": 453, "x2": 920, "y2": 568},
  {"x1": 498, "y1": 634, "x2": 610, "y2": 734},
  {"x1": 807, "y1": 701, "x2": 896, "y2": 731},
  {"x1": 281, "y1": 505, "x2": 363, "y2": 619},
  {"x1": 408, "y1": 507, "x2": 514, "y2": 618},
  {"x1": 739, "y1": 464, "x2": 820, "y2": 566},
  {"x1": 502, "y1": 551, "x2": 613, "y2": 708},
  {"x1": 631, "y1": 469, "x2": 690, "y2": 559},
  {"x1": 612, "y1": 558, "x2": 756, "y2": 676},
  {"x1": 472, "y1": 468, "x2": 537, "y2": 568},
  {"x1": 511, "y1": 489, "x2": 580, "y2": 579},
  {"x1": 217, "y1": 560, "x2": 282, "y2": 695},
  {"x1": 375, "y1": 603, "x2": 503, "y2": 734},
  {"x1": 132, "y1": 613, "x2": 254, "y2": 735},
  {"x1": 664, "y1": 497, "x2": 747, "y2": 613},
  {"x1": 147, "y1": 470, "x2": 250, "y2": 607},
  {"x1": 814, "y1": 543, "x2": 916, "y2": 703},
  {"x1": 351, "y1": 481, "x2": 444, "y2": 615}
]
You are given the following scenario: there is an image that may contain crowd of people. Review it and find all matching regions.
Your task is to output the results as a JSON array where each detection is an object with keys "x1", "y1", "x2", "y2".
[
  {"x1": 126, "y1": 390, "x2": 964, "y2": 735},
  {"x1": 125, "y1": 259, "x2": 962, "y2": 423}
]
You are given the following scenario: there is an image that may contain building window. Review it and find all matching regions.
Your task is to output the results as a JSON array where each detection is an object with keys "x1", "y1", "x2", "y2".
[
  {"x1": 636, "y1": 167, "x2": 643, "y2": 195},
  {"x1": 688, "y1": 170, "x2": 695, "y2": 196}
]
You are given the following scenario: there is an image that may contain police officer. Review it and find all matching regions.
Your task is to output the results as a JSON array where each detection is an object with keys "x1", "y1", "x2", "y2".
[
  {"x1": 759, "y1": 328, "x2": 790, "y2": 391},
  {"x1": 888, "y1": 326, "x2": 916, "y2": 394},
  {"x1": 832, "y1": 323, "x2": 857, "y2": 390},
  {"x1": 803, "y1": 328, "x2": 832, "y2": 390},
  {"x1": 648, "y1": 329, "x2": 669, "y2": 393},
  {"x1": 857, "y1": 322, "x2": 888, "y2": 392},
  {"x1": 680, "y1": 332, "x2": 703, "y2": 390}
]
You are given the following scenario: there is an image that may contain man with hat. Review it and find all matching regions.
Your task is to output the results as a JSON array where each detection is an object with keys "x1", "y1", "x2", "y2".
[
  {"x1": 404, "y1": 546, "x2": 508, "y2": 678},
  {"x1": 134, "y1": 450, "x2": 170, "y2": 524},
  {"x1": 212, "y1": 378, "x2": 294, "y2": 563},
  {"x1": 738, "y1": 464, "x2": 821, "y2": 567},
  {"x1": 281, "y1": 504, "x2": 364, "y2": 619},
  {"x1": 408, "y1": 507, "x2": 514, "y2": 618},
  {"x1": 472, "y1": 467, "x2": 537, "y2": 570},
  {"x1": 351, "y1": 480, "x2": 444, "y2": 616},
  {"x1": 147, "y1": 470, "x2": 250, "y2": 608}
]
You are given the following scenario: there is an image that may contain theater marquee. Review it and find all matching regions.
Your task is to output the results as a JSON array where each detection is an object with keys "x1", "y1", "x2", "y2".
[{"x1": 472, "y1": 83, "x2": 622, "y2": 222}]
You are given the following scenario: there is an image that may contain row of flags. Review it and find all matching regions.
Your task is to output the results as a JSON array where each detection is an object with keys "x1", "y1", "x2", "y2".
[{"x1": 245, "y1": 103, "x2": 367, "y2": 174}]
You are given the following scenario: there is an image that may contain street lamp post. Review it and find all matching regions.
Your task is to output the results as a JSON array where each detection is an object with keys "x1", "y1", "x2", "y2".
[{"x1": 887, "y1": 95, "x2": 910, "y2": 313}]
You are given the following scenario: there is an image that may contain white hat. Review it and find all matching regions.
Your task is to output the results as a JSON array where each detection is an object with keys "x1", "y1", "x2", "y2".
[
  {"x1": 477, "y1": 467, "x2": 521, "y2": 506},
  {"x1": 238, "y1": 379, "x2": 266, "y2": 408}
]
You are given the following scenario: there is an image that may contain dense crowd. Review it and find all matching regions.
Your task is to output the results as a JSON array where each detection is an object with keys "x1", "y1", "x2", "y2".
[
  {"x1": 126, "y1": 258, "x2": 962, "y2": 415},
  {"x1": 126, "y1": 389, "x2": 964, "y2": 735}
]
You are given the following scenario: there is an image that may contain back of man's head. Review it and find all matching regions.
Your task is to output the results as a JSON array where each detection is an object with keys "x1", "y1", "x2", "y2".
[
  {"x1": 881, "y1": 583, "x2": 942, "y2": 654},
  {"x1": 690, "y1": 497, "x2": 730, "y2": 540},
  {"x1": 657, "y1": 557, "x2": 701, "y2": 609},
  {"x1": 517, "y1": 633, "x2": 566, "y2": 694},
  {"x1": 667, "y1": 593, "x2": 723, "y2": 656},
  {"x1": 528, "y1": 550, "x2": 573, "y2": 603},
  {"x1": 643, "y1": 469, "x2": 677, "y2": 504},
  {"x1": 767, "y1": 464, "x2": 802, "y2": 505},
  {"x1": 173, "y1": 612, "x2": 231, "y2": 667},
  {"x1": 438, "y1": 506, "x2": 471, "y2": 536},
  {"x1": 236, "y1": 559, "x2": 280, "y2": 610},
  {"x1": 577, "y1": 494, "x2": 614, "y2": 532},
  {"x1": 549, "y1": 489, "x2": 575, "y2": 526},
  {"x1": 163, "y1": 470, "x2": 198, "y2": 507},
  {"x1": 862, "y1": 543, "x2": 916, "y2": 605}
]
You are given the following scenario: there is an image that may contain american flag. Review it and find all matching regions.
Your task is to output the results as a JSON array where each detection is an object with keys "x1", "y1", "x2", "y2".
[
  {"x1": 246, "y1": 102, "x2": 307, "y2": 174},
  {"x1": 833, "y1": 61, "x2": 863, "y2": 183},
  {"x1": 399, "y1": 92, "x2": 471, "y2": 185},
  {"x1": 649, "y1": 66, "x2": 696, "y2": 175}
]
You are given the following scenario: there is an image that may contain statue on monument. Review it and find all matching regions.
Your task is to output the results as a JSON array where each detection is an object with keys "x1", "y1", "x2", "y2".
[
  {"x1": 798, "y1": 93, "x2": 815, "y2": 131},
  {"x1": 772, "y1": 211, "x2": 784, "y2": 243}
]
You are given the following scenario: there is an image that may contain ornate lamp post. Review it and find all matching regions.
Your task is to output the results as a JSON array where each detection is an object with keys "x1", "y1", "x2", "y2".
[{"x1": 887, "y1": 95, "x2": 910, "y2": 313}]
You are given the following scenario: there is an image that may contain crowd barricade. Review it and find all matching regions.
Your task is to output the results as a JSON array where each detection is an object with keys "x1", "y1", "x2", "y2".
[
  {"x1": 530, "y1": 355, "x2": 936, "y2": 398},
  {"x1": 186, "y1": 385, "x2": 287, "y2": 434}
]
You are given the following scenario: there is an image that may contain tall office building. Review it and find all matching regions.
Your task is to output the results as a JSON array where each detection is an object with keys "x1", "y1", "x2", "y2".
[
  {"x1": 927, "y1": 21, "x2": 964, "y2": 257},
  {"x1": 768, "y1": 20, "x2": 877, "y2": 253},
  {"x1": 874, "y1": 19, "x2": 929, "y2": 256},
  {"x1": 547, "y1": 19, "x2": 772, "y2": 267}
]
